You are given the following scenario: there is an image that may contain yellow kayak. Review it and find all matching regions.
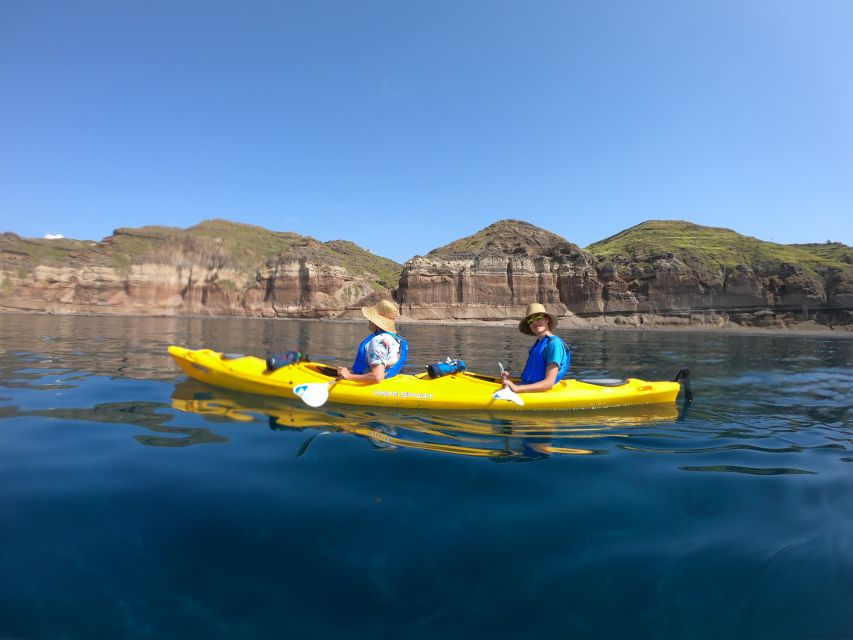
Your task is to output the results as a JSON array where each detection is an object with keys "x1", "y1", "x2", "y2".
[{"x1": 168, "y1": 345, "x2": 684, "y2": 411}]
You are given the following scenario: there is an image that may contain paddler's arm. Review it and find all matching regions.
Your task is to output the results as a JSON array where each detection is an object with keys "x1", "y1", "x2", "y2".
[
  {"x1": 336, "y1": 363, "x2": 387, "y2": 384},
  {"x1": 503, "y1": 363, "x2": 559, "y2": 393}
]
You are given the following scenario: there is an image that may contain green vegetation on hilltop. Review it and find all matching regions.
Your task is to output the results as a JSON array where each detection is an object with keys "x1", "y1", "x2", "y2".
[
  {"x1": 429, "y1": 219, "x2": 579, "y2": 256},
  {"x1": 0, "y1": 220, "x2": 402, "y2": 292},
  {"x1": 0, "y1": 233, "x2": 94, "y2": 269},
  {"x1": 326, "y1": 240, "x2": 402, "y2": 289},
  {"x1": 180, "y1": 222, "x2": 403, "y2": 285},
  {"x1": 36, "y1": 239, "x2": 92, "y2": 264},
  {"x1": 0, "y1": 228, "x2": 179, "y2": 272},
  {"x1": 586, "y1": 220, "x2": 852, "y2": 273},
  {"x1": 100, "y1": 226, "x2": 179, "y2": 271},
  {"x1": 180, "y1": 219, "x2": 308, "y2": 269},
  {"x1": 791, "y1": 242, "x2": 852, "y2": 265}
]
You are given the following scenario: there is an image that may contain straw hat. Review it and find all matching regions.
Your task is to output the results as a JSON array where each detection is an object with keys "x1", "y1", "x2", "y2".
[
  {"x1": 518, "y1": 302, "x2": 558, "y2": 336},
  {"x1": 362, "y1": 299, "x2": 399, "y2": 334}
]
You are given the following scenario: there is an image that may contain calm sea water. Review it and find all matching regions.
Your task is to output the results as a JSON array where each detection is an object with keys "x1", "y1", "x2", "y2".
[{"x1": 1, "y1": 314, "x2": 851, "y2": 639}]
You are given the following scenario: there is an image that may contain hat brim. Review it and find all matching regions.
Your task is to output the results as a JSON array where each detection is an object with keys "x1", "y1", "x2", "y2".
[
  {"x1": 362, "y1": 307, "x2": 397, "y2": 333},
  {"x1": 519, "y1": 312, "x2": 558, "y2": 336}
]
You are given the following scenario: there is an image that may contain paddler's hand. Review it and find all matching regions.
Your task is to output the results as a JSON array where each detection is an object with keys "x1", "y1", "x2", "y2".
[
  {"x1": 503, "y1": 379, "x2": 520, "y2": 393},
  {"x1": 337, "y1": 367, "x2": 352, "y2": 381}
]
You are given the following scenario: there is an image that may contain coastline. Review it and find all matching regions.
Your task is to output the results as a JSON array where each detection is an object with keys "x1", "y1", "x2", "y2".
[
  {"x1": 396, "y1": 317, "x2": 853, "y2": 337},
  {"x1": 1, "y1": 308, "x2": 850, "y2": 337}
]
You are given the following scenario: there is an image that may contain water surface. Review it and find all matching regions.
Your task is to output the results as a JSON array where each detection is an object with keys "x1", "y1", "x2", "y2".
[{"x1": 1, "y1": 314, "x2": 851, "y2": 639}]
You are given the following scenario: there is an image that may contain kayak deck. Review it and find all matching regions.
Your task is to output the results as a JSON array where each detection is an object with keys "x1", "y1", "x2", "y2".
[{"x1": 167, "y1": 345, "x2": 682, "y2": 411}]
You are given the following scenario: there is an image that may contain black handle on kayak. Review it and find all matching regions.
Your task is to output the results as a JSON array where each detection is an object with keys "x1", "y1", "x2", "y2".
[
  {"x1": 675, "y1": 368, "x2": 693, "y2": 403},
  {"x1": 266, "y1": 351, "x2": 309, "y2": 372}
]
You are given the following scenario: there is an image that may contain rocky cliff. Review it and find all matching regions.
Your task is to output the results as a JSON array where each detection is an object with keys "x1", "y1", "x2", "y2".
[
  {"x1": 0, "y1": 220, "x2": 400, "y2": 318},
  {"x1": 2, "y1": 218, "x2": 851, "y2": 329},
  {"x1": 397, "y1": 220, "x2": 853, "y2": 328},
  {"x1": 397, "y1": 220, "x2": 594, "y2": 322}
]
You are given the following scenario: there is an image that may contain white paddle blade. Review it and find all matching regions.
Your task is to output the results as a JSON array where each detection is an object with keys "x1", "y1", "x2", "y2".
[
  {"x1": 493, "y1": 387, "x2": 525, "y2": 406},
  {"x1": 294, "y1": 382, "x2": 330, "y2": 408}
]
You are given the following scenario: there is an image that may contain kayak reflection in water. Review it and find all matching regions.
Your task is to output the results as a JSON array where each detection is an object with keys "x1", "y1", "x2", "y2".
[
  {"x1": 336, "y1": 299, "x2": 409, "y2": 384},
  {"x1": 171, "y1": 378, "x2": 679, "y2": 459},
  {"x1": 501, "y1": 303, "x2": 571, "y2": 394}
]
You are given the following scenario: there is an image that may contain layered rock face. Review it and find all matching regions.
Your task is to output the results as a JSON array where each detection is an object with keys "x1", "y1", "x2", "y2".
[
  {"x1": 397, "y1": 221, "x2": 618, "y2": 321},
  {"x1": 0, "y1": 222, "x2": 398, "y2": 318},
  {"x1": 583, "y1": 256, "x2": 849, "y2": 326},
  {"x1": 2, "y1": 218, "x2": 851, "y2": 329},
  {"x1": 397, "y1": 220, "x2": 853, "y2": 328}
]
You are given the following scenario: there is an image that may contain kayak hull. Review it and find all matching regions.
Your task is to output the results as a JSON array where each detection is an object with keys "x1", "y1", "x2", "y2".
[{"x1": 167, "y1": 345, "x2": 682, "y2": 411}]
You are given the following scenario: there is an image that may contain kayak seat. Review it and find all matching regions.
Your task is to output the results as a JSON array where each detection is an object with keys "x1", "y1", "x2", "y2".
[
  {"x1": 315, "y1": 364, "x2": 339, "y2": 377},
  {"x1": 579, "y1": 378, "x2": 628, "y2": 387}
]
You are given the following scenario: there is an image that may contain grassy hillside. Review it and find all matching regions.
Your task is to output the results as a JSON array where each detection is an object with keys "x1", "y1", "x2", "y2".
[
  {"x1": 325, "y1": 240, "x2": 402, "y2": 289},
  {"x1": 180, "y1": 221, "x2": 403, "y2": 282},
  {"x1": 791, "y1": 242, "x2": 852, "y2": 265},
  {"x1": 98, "y1": 226, "x2": 180, "y2": 270},
  {"x1": 586, "y1": 220, "x2": 852, "y2": 273},
  {"x1": 175, "y1": 219, "x2": 310, "y2": 270},
  {"x1": 0, "y1": 233, "x2": 95, "y2": 269},
  {"x1": 0, "y1": 220, "x2": 403, "y2": 290},
  {"x1": 429, "y1": 219, "x2": 581, "y2": 257}
]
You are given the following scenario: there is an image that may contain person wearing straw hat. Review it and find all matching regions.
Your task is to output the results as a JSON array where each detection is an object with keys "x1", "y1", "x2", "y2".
[
  {"x1": 337, "y1": 299, "x2": 409, "y2": 384},
  {"x1": 501, "y1": 303, "x2": 570, "y2": 394}
]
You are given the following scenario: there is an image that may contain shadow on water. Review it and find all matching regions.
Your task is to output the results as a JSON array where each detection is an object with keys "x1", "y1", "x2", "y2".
[{"x1": 21, "y1": 400, "x2": 228, "y2": 447}]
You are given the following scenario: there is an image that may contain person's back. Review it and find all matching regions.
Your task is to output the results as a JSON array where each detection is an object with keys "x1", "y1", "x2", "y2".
[{"x1": 337, "y1": 300, "x2": 408, "y2": 384}]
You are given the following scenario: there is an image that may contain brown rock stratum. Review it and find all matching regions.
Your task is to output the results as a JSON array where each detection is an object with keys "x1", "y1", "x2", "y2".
[{"x1": 1, "y1": 218, "x2": 851, "y2": 329}]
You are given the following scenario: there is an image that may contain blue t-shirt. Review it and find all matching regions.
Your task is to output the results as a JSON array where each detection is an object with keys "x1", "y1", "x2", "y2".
[
  {"x1": 520, "y1": 335, "x2": 570, "y2": 384},
  {"x1": 544, "y1": 337, "x2": 568, "y2": 367}
]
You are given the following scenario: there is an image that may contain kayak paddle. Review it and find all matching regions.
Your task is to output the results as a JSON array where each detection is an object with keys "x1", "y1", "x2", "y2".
[
  {"x1": 294, "y1": 380, "x2": 337, "y2": 408},
  {"x1": 493, "y1": 362, "x2": 524, "y2": 406}
]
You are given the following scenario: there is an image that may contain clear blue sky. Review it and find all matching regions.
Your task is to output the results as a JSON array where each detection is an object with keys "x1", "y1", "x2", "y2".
[{"x1": 2, "y1": 0, "x2": 851, "y2": 263}]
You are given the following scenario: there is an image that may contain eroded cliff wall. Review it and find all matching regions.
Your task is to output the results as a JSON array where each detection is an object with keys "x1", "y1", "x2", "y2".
[
  {"x1": 0, "y1": 222, "x2": 397, "y2": 318},
  {"x1": 2, "y1": 219, "x2": 851, "y2": 329},
  {"x1": 396, "y1": 220, "x2": 853, "y2": 328}
]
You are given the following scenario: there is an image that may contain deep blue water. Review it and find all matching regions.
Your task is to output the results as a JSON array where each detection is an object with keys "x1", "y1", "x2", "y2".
[{"x1": 1, "y1": 314, "x2": 851, "y2": 639}]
